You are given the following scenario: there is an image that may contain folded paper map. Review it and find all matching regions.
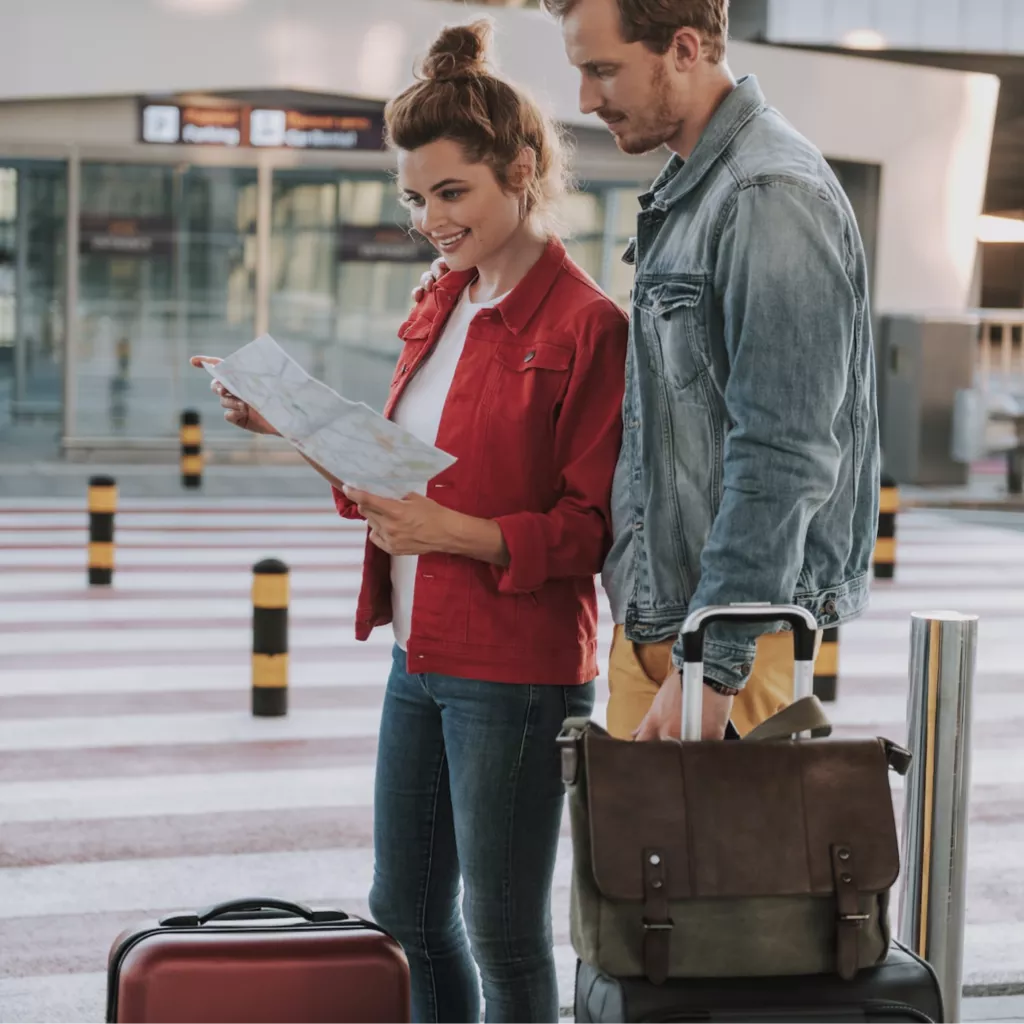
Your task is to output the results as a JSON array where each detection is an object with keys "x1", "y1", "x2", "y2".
[{"x1": 204, "y1": 334, "x2": 456, "y2": 498}]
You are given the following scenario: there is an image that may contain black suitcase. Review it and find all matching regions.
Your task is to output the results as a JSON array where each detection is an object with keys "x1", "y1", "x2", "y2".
[{"x1": 575, "y1": 940, "x2": 944, "y2": 1022}]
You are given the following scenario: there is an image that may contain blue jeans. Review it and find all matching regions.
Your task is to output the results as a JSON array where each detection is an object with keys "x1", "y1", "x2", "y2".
[{"x1": 369, "y1": 645, "x2": 595, "y2": 1023}]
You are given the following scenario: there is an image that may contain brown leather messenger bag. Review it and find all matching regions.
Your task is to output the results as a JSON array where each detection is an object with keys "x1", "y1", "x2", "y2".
[{"x1": 559, "y1": 603, "x2": 911, "y2": 984}]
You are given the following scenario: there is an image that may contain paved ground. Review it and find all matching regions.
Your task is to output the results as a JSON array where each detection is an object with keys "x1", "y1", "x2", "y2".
[{"x1": 1, "y1": 497, "x2": 1024, "y2": 1022}]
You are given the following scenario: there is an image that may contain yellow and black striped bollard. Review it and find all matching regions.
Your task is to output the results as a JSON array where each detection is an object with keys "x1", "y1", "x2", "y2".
[
  {"x1": 252, "y1": 558, "x2": 289, "y2": 717},
  {"x1": 874, "y1": 473, "x2": 898, "y2": 580},
  {"x1": 181, "y1": 410, "x2": 202, "y2": 489},
  {"x1": 813, "y1": 627, "x2": 839, "y2": 704},
  {"x1": 88, "y1": 475, "x2": 117, "y2": 586}
]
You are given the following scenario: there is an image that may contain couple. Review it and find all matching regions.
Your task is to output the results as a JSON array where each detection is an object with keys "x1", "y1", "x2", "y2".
[{"x1": 195, "y1": 0, "x2": 879, "y2": 1020}]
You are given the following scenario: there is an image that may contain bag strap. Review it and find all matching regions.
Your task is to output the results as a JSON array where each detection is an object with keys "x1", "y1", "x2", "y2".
[{"x1": 743, "y1": 696, "x2": 832, "y2": 742}]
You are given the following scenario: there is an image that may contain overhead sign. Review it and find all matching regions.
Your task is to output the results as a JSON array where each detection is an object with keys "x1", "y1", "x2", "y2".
[
  {"x1": 139, "y1": 101, "x2": 384, "y2": 151},
  {"x1": 140, "y1": 104, "x2": 242, "y2": 147},
  {"x1": 338, "y1": 225, "x2": 436, "y2": 263},
  {"x1": 250, "y1": 109, "x2": 383, "y2": 150},
  {"x1": 79, "y1": 216, "x2": 174, "y2": 257}
]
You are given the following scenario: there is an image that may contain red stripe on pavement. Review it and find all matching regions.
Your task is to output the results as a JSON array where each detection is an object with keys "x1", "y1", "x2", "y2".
[
  {"x1": 0, "y1": 542, "x2": 363, "y2": 551},
  {"x1": 1, "y1": 562, "x2": 359, "y2": 574},
  {"x1": 1, "y1": 643, "x2": 392, "y2": 671},
  {"x1": 0, "y1": 683, "x2": 384, "y2": 720},
  {"x1": 0, "y1": 506, "x2": 337, "y2": 516},
  {"x1": 0, "y1": 736, "x2": 380, "y2": 784},
  {"x1": 0, "y1": 586, "x2": 362, "y2": 602},
  {"x1": 0, "y1": 805, "x2": 379, "y2": 869},
  {"x1": 0, "y1": 615, "x2": 352, "y2": 635},
  {"x1": 0, "y1": 524, "x2": 361, "y2": 534}
]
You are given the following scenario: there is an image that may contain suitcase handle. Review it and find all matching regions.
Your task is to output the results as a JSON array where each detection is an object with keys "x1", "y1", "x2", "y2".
[
  {"x1": 679, "y1": 603, "x2": 819, "y2": 741},
  {"x1": 160, "y1": 899, "x2": 349, "y2": 927}
]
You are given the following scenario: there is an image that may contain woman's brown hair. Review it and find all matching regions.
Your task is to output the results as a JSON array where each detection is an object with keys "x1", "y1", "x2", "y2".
[{"x1": 384, "y1": 19, "x2": 569, "y2": 226}]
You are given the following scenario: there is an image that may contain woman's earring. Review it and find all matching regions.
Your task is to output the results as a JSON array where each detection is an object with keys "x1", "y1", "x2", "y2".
[{"x1": 519, "y1": 194, "x2": 528, "y2": 220}]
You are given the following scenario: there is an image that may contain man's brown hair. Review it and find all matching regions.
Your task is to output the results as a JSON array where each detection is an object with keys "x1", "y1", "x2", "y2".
[{"x1": 541, "y1": 0, "x2": 728, "y2": 63}]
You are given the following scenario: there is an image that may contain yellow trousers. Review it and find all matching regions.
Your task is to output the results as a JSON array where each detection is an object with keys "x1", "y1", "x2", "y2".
[{"x1": 605, "y1": 625, "x2": 819, "y2": 739}]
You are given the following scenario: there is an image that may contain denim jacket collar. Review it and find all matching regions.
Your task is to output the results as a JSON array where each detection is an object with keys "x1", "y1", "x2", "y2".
[{"x1": 643, "y1": 74, "x2": 766, "y2": 213}]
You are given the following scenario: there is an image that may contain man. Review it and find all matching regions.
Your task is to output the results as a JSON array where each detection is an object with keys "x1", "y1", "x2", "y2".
[
  {"x1": 415, "y1": 0, "x2": 879, "y2": 742},
  {"x1": 551, "y1": 0, "x2": 878, "y2": 741}
]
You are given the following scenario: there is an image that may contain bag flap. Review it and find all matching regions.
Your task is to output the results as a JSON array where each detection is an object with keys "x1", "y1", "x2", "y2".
[{"x1": 584, "y1": 732, "x2": 899, "y2": 903}]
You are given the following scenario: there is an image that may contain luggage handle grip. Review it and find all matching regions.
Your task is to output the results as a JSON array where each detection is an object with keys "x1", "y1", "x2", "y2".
[
  {"x1": 680, "y1": 604, "x2": 819, "y2": 741},
  {"x1": 160, "y1": 898, "x2": 349, "y2": 927}
]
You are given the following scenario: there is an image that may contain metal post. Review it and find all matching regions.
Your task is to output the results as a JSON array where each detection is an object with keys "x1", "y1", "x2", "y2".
[
  {"x1": 898, "y1": 611, "x2": 978, "y2": 1024},
  {"x1": 63, "y1": 148, "x2": 80, "y2": 446},
  {"x1": 13, "y1": 165, "x2": 28, "y2": 408}
]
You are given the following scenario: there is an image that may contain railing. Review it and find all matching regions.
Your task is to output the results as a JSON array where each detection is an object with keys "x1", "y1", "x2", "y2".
[
  {"x1": 976, "y1": 310, "x2": 1024, "y2": 393},
  {"x1": 952, "y1": 310, "x2": 1024, "y2": 492}
]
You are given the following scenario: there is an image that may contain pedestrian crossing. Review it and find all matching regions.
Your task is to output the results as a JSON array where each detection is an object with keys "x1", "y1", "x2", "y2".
[{"x1": 1, "y1": 498, "x2": 1024, "y2": 1022}]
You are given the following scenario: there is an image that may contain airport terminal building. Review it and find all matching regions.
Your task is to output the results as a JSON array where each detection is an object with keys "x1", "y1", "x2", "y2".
[{"x1": 0, "y1": 0, "x2": 1003, "y2": 459}]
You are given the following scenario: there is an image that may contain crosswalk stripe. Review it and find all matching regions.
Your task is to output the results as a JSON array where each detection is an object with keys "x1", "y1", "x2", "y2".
[{"x1": 2, "y1": 499, "x2": 1023, "y2": 1023}]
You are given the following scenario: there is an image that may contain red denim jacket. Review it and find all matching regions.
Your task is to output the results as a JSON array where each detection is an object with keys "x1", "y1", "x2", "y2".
[{"x1": 332, "y1": 237, "x2": 627, "y2": 685}]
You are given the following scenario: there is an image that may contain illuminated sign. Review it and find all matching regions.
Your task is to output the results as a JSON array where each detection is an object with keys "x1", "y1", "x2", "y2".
[
  {"x1": 139, "y1": 101, "x2": 384, "y2": 151},
  {"x1": 140, "y1": 104, "x2": 242, "y2": 147},
  {"x1": 79, "y1": 216, "x2": 174, "y2": 257},
  {"x1": 338, "y1": 225, "x2": 436, "y2": 263}
]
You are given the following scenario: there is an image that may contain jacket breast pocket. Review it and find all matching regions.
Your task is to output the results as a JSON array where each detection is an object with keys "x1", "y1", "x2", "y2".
[
  {"x1": 390, "y1": 317, "x2": 432, "y2": 388},
  {"x1": 633, "y1": 273, "x2": 710, "y2": 392},
  {"x1": 489, "y1": 342, "x2": 573, "y2": 421}
]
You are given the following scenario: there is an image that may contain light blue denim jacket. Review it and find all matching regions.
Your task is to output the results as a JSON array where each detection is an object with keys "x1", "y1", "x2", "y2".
[{"x1": 608, "y1": 75, "x2": 879, "y2": 689}]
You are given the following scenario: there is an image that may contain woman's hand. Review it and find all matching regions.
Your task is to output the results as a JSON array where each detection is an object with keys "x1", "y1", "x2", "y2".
[
  {"x1": 189, "y1": 355, "x2": 279, "y2": 436},
  {"x1": 344, "y1": 488, "x2": 455, "y2": 556}
]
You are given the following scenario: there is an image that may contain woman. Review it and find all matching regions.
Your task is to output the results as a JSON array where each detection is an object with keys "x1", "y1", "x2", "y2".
[{"x1": 193, "y1": 20, "x2": 626, "y2": 1023}]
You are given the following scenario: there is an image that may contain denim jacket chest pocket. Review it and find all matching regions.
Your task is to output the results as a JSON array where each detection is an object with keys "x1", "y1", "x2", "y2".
[{"x1": 633, "y1": 273, "x2": 711, "y2": 393}]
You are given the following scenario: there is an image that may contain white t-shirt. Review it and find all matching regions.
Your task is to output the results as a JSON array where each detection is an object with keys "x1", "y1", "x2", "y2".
[{"x1": 390, "y1": 287, "x2": 508, "y2": 650}]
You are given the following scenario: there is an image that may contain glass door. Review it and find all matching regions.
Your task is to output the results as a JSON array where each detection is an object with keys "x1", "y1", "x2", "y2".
[
  {"x1": 75, "y1": 162, "x2": 257, "y2": 439},
  {"x1": 0, "y1": 160, "x2": 67, "y2": 455},
  {"x1": 271, "y1": 170, "x2": 431, "y2": 412}
]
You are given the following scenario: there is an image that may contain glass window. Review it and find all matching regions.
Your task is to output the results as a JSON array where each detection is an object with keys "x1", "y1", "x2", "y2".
[
  {"x1": 558, "y1": 190, "x2": 605, "y2": 287},
  {"x1": 270, "y1": 170, "x2": 428, "y2": 412},
  {"x1": 0, "y1": 160, "x2": 67, "y2": 453},
  {"x1": 75, "y1": 163, "x2": 257, "y2": 439}
]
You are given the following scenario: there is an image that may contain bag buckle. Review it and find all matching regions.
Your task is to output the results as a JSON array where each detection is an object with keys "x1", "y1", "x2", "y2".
[
  {"x1": 556, "y1": 731, "x2": 581, "y2": 785},
  {"x1": 839, "y1": 912, "x2": 870, "y2": 925}
]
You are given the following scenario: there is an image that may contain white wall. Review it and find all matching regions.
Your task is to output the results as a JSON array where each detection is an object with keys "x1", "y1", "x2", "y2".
[
  {"x1": 0, "y1": 0, "x2": 1001, "y2": 314},
  {"x1": 729, "y1": 46, "x2": 999, "y2": 314},
  {"x1": 768, "y1": 0, "x2": 1024, "y2": 54}
]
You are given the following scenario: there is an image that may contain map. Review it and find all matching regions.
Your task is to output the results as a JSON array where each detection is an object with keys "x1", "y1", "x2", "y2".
[{"x1": 204, "y1": 334, "x2": 456, "y2": 498}]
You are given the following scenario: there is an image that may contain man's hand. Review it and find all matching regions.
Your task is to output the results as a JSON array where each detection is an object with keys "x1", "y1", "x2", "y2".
[
  {"x1": 343, "y1": 487, "x2": 455, "y2": 556},
  {"x1": 411, "y1": 257, "x2": 449, "y2": 303},
  {"x1": 633, "y1": 667, "x2": 733, "y2": 741}
]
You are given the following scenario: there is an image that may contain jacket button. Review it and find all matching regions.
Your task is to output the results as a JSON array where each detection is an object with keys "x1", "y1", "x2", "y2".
[{"x1": 823, "y1": 599, "x2": 837, "y2": 616}]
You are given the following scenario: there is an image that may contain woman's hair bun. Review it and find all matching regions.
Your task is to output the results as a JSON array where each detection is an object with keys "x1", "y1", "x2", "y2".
[{"x1": 421, "y1": 19, "x2": 493, "y2": 81}]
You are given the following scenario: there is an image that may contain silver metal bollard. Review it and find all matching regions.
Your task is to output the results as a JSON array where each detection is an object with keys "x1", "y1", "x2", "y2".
[{"x1": 898, "y1": 611, "x2": 978, "y2": 1024}]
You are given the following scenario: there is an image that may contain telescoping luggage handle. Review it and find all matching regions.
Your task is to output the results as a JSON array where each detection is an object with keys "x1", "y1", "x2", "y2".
[
  {"x1": 159, "y1": 898, "x2": 349, "y2": 927},
  {"x1": 680, "y1": 603, "x2": 819, "y2": 741}
]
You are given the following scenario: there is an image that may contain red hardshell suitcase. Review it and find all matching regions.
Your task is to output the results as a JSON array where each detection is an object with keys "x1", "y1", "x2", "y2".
[{"x1": 106, "y1": 898, "x2": 410, "y2": 1023}]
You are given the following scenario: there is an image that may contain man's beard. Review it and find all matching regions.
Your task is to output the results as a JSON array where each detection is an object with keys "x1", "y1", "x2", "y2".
[{"x1": 605, "y1": 63, "x2": 680, "y2": 155}]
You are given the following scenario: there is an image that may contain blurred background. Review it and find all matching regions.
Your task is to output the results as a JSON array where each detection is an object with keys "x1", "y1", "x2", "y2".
[{"x1": 0, "y1": 0, "x2": 1021, "y2": 492}]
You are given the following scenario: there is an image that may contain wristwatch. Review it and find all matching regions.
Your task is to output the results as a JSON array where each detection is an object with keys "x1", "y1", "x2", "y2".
[{"x1": 704, "y1": 677, "x2": 740, "y2": 697}]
